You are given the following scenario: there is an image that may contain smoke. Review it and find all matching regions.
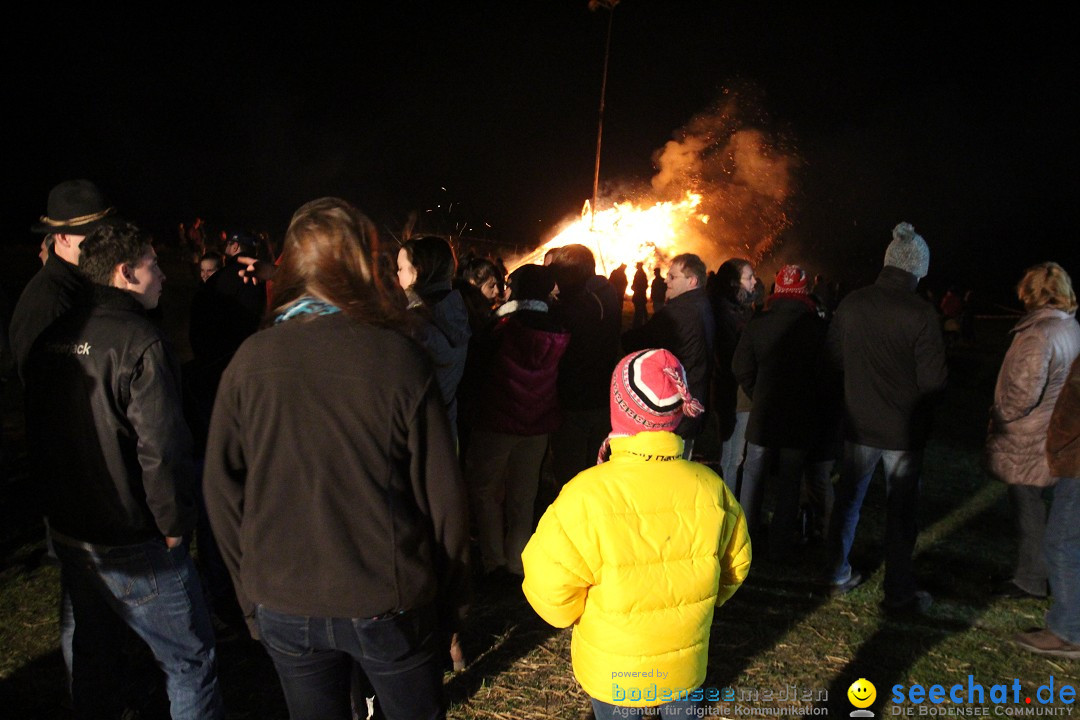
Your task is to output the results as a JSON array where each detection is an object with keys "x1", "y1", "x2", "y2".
[
  {"x1": 509, "y1": 87, "x2": 799, "y2": 275},
  {"x1": 647, "y1": 90, "x2": 798, "y2": 269}
]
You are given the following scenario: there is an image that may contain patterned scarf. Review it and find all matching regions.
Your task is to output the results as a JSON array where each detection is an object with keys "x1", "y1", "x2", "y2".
[{"x1": 274, "y1": 296, "x2": 342, "y2": 324}]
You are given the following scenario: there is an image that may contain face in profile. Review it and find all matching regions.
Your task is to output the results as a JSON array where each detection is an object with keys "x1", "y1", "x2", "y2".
[
  {"x1": 396, "y1": 247, "x2": 417, "y2": 290},
  {"x1": 477, "y1": 276, "x2": 499, "y2": 301},
  {"x1": 740, "y1": 265, "x2": 755, "y2": 294},
  {"x1": 128, "y1": 247, "x2": 166, "y2": 309}
]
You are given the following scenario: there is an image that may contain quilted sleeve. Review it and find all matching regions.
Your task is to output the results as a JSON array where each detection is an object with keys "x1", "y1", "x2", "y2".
[
  {"x1": 521, "y1": 496, "x2": 595, "y2": 628},
  {"x1": 715, "y1": 486, "x2": 752, "y2": 606}
]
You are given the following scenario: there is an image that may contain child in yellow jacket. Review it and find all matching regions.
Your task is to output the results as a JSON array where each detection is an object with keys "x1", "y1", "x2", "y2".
[{"x1": 522, "y1": 348, "x2": 751, "y2": 718}]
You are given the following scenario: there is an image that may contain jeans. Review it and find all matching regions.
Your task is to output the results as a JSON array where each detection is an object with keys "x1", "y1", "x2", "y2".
[
  {"x1": 1045, "y1": 477, "x2": 1080, "y2": 644},
  {"x1": 52, "y1": 536, "x2": 223, "y2": 720},
  {"x1": 827, "y1": 442, "x2": 923, "y2": 603},
  {"x1": 720, "y1": 411, "x2": 749, "y2": 494},
  {"x1": 739, "y1": 444, "x2": 806, "y2": 555},
  {"x1": 590, "y1": 693, "x2": 704, "y2": 718},
  {"x1": 256, "y1": 604, "x2": 444, "y2": 720},
  {"x1": 1008, "y1": 484, "x2": 1049, "y2": 596}
]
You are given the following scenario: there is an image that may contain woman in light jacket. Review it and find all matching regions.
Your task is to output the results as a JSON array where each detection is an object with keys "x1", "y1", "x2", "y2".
[{"x1": 987, "y1": 262, "x2": 1080, "y2": 599}]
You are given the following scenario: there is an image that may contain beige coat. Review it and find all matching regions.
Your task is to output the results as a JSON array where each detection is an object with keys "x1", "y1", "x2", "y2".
[
  {"x1": 987, "y1": 308, "x2": 1080, "y2": 486},
  {"x1": 1048, "y1": 356, "x2": 1080, "y2": 479}
]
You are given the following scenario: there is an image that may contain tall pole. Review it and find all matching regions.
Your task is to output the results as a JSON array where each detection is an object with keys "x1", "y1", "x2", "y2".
[{"x1": 591, "y1": 1, "x2": 616, "y2": 233}]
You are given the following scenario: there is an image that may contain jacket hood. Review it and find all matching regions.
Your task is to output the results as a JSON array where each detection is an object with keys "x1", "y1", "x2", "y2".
[{"x1": 429, "y1": 289, "x2": 471, "y2": 347}]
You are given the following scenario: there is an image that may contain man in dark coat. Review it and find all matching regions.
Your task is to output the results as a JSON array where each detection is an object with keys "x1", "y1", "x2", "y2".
[
  {"x1": 825, "y1": 222, "x2": 947, "y2": 614},
  {"x1": 8, "y1": 179, "x2": 118, "y2": 692},
  {"x1": 622, "y1": 253, "x2": 715, "y2": 458},
  {"x1": 547, "y1": 244, "x2": 623, "y2": 486},
  {"x1": 9, "y1": 180, "x2": 116, "y2": 380},
  {"x1": 733, "y1": 265, "x2": 829, "y2": 557},
  {"x1": 631, "y1": 262, "x2": 649, "y2": 328}
]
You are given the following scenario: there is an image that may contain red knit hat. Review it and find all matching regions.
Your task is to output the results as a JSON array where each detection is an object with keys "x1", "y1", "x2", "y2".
[
  {"x1": 601, "y1": 349, "x2": 704, "y2": 461},
  {"x1": 773, "y1": 264, "x2": 808, "y2": 295}
]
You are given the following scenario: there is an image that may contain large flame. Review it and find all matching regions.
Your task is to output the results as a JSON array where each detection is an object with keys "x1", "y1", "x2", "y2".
[
  {"x1": 507, "y1": 89, "x2": 797, "y2": 292},
  {"x1": 511, "y1": 191, "x2": 712, "y2": 293}
]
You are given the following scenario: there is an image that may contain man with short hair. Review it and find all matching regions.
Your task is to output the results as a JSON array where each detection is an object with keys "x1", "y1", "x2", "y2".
[
  {"x1": 622, "y1": 253, "x2": 716, "y2": 457},
  {"x1": 825, "y1": 222, "x2": 947, "y2": 615},
  {"x1": 26, "y1": 222, "x2": 223, "y2": 719}
]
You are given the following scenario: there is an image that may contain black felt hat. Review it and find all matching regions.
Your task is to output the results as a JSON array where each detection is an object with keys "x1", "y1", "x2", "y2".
[{"x1": 31, "y1": 180, "x2": 117, "y2": 235}]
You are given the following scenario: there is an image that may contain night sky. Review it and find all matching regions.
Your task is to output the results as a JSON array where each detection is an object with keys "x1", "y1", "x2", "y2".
[{"x1": 7, "y1": 3, "x2": 1078, "y2": 299}]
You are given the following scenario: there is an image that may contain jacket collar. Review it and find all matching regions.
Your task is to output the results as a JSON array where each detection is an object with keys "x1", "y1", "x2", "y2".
[
  {"x1": 608, "y1": 431, "x2": 684, "y2": 461},
  {"x1": 90, "y1": 284, "x2": 147, "y2": 314},
  {"x1": 1013, "y1": 306, "x2": 1076, "y2": 334},
  {"x1": 875, "y1": 265, "x2": 919, "y2": 293}
]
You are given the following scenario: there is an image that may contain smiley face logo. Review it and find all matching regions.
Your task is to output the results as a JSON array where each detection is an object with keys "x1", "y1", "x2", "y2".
[{"x1": 847, "y1": 678, "x2": 876, "y2": 708}]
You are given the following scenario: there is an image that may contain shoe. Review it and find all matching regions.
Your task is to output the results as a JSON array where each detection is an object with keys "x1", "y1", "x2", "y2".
[
  {"x1": 882, "y1": 590, "x2": 932, "y2": 616},
  {"x1": 829, "y1": 571, "x2": 864, "y2": 595},
  {"x1": 992, "y1": 580, "x2": 1047, "y2": 599},
  {"x1": 1013, "y1": 628, "x2": 1080, "y2": 659}
]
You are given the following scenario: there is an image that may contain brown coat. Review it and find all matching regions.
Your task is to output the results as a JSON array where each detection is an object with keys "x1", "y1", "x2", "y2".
[
  {"x1": 1048, "y1": 355, "x2": 1080, "y2": 479},
  {"x1": 986, "y1": 308, "x2": 1080, "y2": 486}
]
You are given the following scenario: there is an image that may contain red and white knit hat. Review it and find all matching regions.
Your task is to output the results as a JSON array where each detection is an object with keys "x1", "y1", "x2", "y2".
[
  {"x1": 773, "y1": 264, "x2": 808, "y2": 295},
  {"x1": 601, "y1": 349, "x2": 704, "y2": 462}
]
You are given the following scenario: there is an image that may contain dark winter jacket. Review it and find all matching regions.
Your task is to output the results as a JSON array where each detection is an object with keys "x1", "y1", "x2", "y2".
[
  {"x1": 1048, "y1": 355, "x2": 1080, "y2": 479},
  {"x1": 549, "y1": 277, "x2": 622, "y2": 412},
  {"x1": 204, "y1": 313, "x2": 470, "y2": 631},
  {"x1": 623, "y1": 287, "x2": 715, "y2": 439},
  {"x1": 473, "y1": 301, "x2": 570, "y2": 435},
  {"x1": 733, "y1": 295, "x2": 829, "y2": 449},
  {"x1": 26, "y1": 286, "x2": 196, "y2": 545},
  {"x1": 827, "y1": 265, "x2": 948, "y2": 450},
  {"x1": 9, "y1": 247, "x2": 90, "y2": 381},
  {"x1": 712, "y1": 292, "x2": 755, "y2": 437},
  {"x1": 190, "y1": 254, "x2": 266, "y2": 366},
  {"x1": 411, "y1": 282, "x2": 471, "y2": 429}
]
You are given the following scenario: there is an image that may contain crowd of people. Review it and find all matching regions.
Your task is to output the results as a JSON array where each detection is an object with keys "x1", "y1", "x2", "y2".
[{"x1": 6, "y1": 179, "x2": 1079, "y2": 719}]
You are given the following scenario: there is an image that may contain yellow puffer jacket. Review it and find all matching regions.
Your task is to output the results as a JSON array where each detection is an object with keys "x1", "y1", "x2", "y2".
[{"x1": 522, "y1": 431, "x2": 751, "y2": 707}]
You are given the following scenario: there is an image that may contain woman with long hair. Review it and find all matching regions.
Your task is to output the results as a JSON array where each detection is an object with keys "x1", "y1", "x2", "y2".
[
  {"x1": 397, "y1": 236, "x2": 471, "y2": 440},
  {"x1": 204, "y1": 198, "x2": 469, "y2": 720},
  {"x1": 987, "y1": 262, "x2": 1080, "y2": 599}
]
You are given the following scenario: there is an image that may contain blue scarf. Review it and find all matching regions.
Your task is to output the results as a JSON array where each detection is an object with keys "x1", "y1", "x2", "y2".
[{"x1": 275, "y1": 296, "x2": 342, "y2": 324}]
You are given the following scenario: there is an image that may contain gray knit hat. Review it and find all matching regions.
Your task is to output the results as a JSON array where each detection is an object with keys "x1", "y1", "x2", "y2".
[{"x1": 884, "y1": 222, "x2": 929, "y2": 279}]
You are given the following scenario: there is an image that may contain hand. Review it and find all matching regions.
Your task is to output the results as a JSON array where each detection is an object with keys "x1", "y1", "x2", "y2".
[
  {"x1": 237, "y1": 255, "x2": 275, "y2": 285},
  {"x1": 449, "y1": 632, "x2": 465, "y2": 672},
  {"x1": 165, "y1": 536, "x2": 183, "y2": 548}
]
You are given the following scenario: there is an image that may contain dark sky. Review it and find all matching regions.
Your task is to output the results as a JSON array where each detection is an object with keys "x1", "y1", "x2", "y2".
[{"x1": 6, "y1": 3, "x2": 1078, "y2": 296}]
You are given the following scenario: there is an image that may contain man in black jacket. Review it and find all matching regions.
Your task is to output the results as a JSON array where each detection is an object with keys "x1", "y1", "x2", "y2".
[
  {"x1": 9, "y1": 179, "x2": 115, "y2": 380},
  {"x1": 623, "y1": 253, "x2": 715, "y2": 458},
  {"x1": 825, "y1": 222, "x2": 947, "y2": 615},
  {"x1": 26, "y1": 223, "x2": 223, "y2": 718}
]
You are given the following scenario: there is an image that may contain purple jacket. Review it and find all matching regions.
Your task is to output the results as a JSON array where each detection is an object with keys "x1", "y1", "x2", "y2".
[{"x1": 474, "y1": 302, "x2": 570, "y2": 436}]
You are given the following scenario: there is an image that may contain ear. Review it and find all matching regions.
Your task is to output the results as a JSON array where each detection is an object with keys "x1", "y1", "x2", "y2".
[{"x1": 112, "y1": 262, "x2": 137, "y2": 290}]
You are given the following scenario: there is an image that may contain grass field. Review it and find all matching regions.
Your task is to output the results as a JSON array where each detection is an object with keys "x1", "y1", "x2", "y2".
[{"x1": 1, "y1": 247, "x2": 1076, "y2": 718}]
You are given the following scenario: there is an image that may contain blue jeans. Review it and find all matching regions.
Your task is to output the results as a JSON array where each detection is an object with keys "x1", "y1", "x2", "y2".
[
  {"x1": 827, "y1": 442, "x2": 923, "y2": 603},
  {"x1": 53, "y1": 536, "x2": 223, "y2": 720},
  {"x1": 720, "y1": 411, "x2": 749, "y2": 494},
  {"x1": 1045, "y1": 477, "x2": 1080, "y2": 644},
  {"x1": 590, "y1": 694, "x2": 704, "y2": 718},
  {"x1": 256, "y1": 604, "x2": 444, "y2": 720}
]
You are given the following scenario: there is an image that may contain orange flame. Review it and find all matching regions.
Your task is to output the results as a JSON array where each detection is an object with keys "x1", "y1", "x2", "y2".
[{"x1": 510, "y1": 191, "x2": 711, "y2": 294}]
